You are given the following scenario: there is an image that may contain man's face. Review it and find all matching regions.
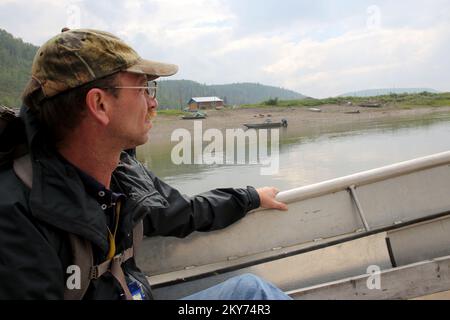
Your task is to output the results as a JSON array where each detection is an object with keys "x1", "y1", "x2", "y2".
[{"x1": 107, "y1": 72, "x2": 158, "y2": 149}]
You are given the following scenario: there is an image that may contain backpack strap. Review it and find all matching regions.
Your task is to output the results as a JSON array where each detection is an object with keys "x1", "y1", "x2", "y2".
[
  {"x1": 91, "y1": 247, "x2": 135, "y2": 300},
  {"x1": 13, "y1": 154, "x2": 33, "y2": 188},
  {"x1": 13, "y1": 153, "x2": 145, "y2": 300},
  {"x1": 64, "y1": 235, "x2": 93, "y2": 300},
  {"x1": 64, "y1": 224, "x2": 143, "y2": 300}
]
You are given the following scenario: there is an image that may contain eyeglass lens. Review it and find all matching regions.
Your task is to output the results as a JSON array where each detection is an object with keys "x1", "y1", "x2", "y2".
[{"x1": 147, "y1": 81, "x2": 157, "y2": 98}]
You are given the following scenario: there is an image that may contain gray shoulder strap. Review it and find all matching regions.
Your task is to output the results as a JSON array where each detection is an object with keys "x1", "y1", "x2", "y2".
[
  {"x1": 13, "y1": 154, "x2": 33, "y2": 188},
  {"x1": 64, "y1": 221, "x2": 144, "y2": 300},
  {"x1": 64, "y1": 235, "x2": 94, "y2": 300}
]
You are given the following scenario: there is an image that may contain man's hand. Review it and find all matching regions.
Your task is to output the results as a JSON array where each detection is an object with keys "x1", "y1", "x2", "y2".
[{"x1": 256, "y1": 187, "x2": 288, "y2": 211}]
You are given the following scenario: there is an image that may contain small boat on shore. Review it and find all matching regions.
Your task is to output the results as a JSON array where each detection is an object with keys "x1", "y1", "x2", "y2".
[
  {"x1": 181, "y1": 112, "x2": 207, "y2": 120},
  {"x1": 344, "y1": 110, "x2": 361, "y2": 114},
  {"x1": 243, "y1": 119, "x2": 288, "y2": 129},
  {"x1": 308, "y1": 108, "x2": 322, "y2": 112},
  {"x1": 359, "y1": 103, "x2": 382, "y2": 108}
]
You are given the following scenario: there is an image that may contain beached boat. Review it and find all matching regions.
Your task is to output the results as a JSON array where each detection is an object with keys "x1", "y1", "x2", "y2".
[
  {"x1": 137, "y1": 151, "x2": 450, "y2": 299},
  {"x1": 181, "y1": 112, "x2": 207, "y2": 120},
  {"x1": 359, "y1": 103, "x2": 382, "y2": 108},
  {"x1": 345, "y1": 110, "x2": 361, "y2": 114},
  {"x1": 243, "y1": 119, "x2": 288, "y2": 129},
  {"x1": 308, "y1": 108, "x2": 322, "y2": 112}
]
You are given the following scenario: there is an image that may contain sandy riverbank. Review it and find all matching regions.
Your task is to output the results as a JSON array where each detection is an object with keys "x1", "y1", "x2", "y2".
[{"x1": 146, "y1": 105, "x2": 450, "y2": 147}]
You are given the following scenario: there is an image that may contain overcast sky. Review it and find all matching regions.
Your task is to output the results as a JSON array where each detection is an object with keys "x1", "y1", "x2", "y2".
[{"x1": 1, "y1": 0, "x2": 449, "y2": 97}]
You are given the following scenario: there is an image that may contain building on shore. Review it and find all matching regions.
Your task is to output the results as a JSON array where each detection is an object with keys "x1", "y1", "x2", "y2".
[{"x1": 187, "y1": 97, "x2": 224, "y2": 111}]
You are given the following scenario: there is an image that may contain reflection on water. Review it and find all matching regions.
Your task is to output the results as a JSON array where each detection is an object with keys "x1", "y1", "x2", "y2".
[{"x1": 137, "y1": 114, "x2": 450, "y2": 196}]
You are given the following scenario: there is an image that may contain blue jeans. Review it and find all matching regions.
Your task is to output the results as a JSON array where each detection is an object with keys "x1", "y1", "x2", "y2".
[{"x1": 181, "y1": 273, "x2": 292, "y2": 300}]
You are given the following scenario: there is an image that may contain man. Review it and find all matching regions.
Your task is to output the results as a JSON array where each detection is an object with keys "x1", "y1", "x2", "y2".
[{"x1": 0, "y1": 29, "x2": 290, "y2": 300}]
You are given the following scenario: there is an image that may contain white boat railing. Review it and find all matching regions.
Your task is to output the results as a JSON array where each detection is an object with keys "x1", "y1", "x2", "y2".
[{"x1": 277, "y1": 150, "x2": 450, "y2": 203}]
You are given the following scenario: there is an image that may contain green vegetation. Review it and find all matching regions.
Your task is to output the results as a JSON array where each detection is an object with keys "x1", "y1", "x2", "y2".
[
  {"x1": 242, "y1": 92, "x2": 450, "y2": 109},
  {"x1": 397, "y1": 92, "x2": 450, "y2": 108},
  {"x1": 264, "y1": 97, "x2": 279, "y2": 106},
  {"x1": 0, "y1": 29, "x2": 38, "y2": 107},
  {"x1": 340, "y1": 88, "x2": 439, "y2": 97},
  {"x1": 157, "y1": 109, "x2": 186, "y2": 116}
]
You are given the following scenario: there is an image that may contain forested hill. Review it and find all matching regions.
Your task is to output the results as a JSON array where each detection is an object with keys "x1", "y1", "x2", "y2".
[
  {"x1": 0, "y1": 29, "x2": 37, "y2": 107},
  {"x1": 157, "y1": 80, "x2": 306, "y2": 108},
  {"x1": 0, "y1": 28, "x2": 306, "y2": 108}
]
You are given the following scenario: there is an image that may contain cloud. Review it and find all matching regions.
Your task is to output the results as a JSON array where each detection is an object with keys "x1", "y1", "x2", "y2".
[
  {"x1": 1, "y1": 0, "x2": 449, "y2": 97},
  {"x1": 83, "y1": 0, "x2": 236, "y2": 45},
  {"x1": 260, "y1": 24, "x2": 450, "y2": 97},
  {"x1": 0, "y1": 0, "x2": 68, "y2": 44}
]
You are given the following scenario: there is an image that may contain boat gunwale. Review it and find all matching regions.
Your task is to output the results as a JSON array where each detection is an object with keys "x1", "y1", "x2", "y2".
[
  {"x1": 278, "y1": 151, "x2": 450, "y2": 203},
  {"x1": 149, "y1": 210, "x2": 450, "y2": 288}
]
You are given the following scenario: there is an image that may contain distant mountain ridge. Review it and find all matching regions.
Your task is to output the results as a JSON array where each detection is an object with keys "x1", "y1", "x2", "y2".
[
  {"x1": 157, "y1": 80, "x2": 306, "y2": 108},
  {"x1": 0, "y1": 28, "x2": 306, "y2": 108},
  {"x1": 340, "y1": 88, "x2": 439, "y2": 97}
]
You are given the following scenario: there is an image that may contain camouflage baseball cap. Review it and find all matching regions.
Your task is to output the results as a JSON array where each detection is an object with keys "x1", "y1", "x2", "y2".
[{"x1": 23, "y1": 29, "x2": 178, "y2": 105}]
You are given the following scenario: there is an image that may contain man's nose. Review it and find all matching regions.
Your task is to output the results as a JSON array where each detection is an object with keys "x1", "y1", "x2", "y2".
[{"x1": 146, "y1": 95, "x2": 158, "y2": 109}]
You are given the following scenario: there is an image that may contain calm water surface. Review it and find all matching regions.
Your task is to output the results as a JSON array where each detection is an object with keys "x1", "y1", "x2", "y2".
[{"x1": 137, "y1": 114, "x2": 450, "y2": 196}]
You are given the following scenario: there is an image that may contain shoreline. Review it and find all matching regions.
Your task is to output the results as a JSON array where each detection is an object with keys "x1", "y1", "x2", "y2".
[{"x1": 146, "y1": 105, "x2": 450, "y2": 148}]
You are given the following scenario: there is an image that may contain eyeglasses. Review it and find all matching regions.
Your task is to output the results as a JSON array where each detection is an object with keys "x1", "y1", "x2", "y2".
[{"x1": 102, "y1": 80, "x2": 158, "y2": 98}]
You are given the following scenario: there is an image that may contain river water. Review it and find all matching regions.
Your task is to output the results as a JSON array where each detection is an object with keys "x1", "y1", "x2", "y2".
[{"x1": 137, "y1": 113, "x2": 450, "y2": 196}]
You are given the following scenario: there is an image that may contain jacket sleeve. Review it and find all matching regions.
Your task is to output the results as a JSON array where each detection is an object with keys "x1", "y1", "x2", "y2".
[
  {"x1": 143, "y1": 171, "x2": 261, "y2": 238},
  {"x1": 0, "y1": 195, "x2": 64, "y2": 299}
]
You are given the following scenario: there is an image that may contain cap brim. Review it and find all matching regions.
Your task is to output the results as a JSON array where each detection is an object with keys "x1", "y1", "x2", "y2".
[{"x1": 126, "y1": 58, "x2": 178, "y2": 80}]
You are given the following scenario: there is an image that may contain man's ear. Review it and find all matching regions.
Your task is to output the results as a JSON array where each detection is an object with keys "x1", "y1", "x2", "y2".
[{"x1": 85, "y1": 88, "x2": 112, "y2": 126}]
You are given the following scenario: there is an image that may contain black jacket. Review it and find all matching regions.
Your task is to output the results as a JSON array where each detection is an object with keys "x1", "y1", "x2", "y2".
[{"x1": 0, "y1": 106, "x2": 260, "y2": 299}]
